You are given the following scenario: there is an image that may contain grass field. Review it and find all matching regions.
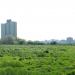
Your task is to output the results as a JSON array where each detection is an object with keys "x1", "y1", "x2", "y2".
[{"x1": 0, "y1": 45, "x2": 75, "y2": 75}]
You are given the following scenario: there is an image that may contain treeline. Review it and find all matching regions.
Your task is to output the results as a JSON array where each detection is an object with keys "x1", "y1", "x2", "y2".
[{"x1": 0, "y1": 36, "x2": 57, "y2": 45}]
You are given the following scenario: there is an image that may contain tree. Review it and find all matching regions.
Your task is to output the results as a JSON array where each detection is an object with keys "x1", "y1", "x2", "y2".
[
  {"x1": 1, "y1": 36, "x2": 17, "y2": 44},
  {"x1": 50, "y1": 41, "x2": 57, "y2": 45},
  {"x1": 17, "y1": 38, "x2": 26, "y2": 45}
]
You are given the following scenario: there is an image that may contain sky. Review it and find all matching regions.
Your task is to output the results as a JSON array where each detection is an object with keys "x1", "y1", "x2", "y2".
[{"x1": 0, "y1": 0, "x2": 75, "y2": 41}]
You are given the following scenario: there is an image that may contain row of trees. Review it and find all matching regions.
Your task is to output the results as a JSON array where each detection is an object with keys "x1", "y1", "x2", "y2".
[
  {"x1": 0, "y1": 36, "x2": 57, "y2": 45},
  {"x1": 0, "y1": 36, "x2": 26, "y2": 45}
]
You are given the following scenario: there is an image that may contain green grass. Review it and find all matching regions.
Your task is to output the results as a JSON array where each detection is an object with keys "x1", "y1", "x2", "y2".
[{"x1": 0, "y1": 45, "x2": 74, "y2": 75}]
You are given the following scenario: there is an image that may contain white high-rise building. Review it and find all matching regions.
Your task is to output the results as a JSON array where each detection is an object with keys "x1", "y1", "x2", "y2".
[{"x1": 1, "y1": 19, "x2": 17, "y2": 39}]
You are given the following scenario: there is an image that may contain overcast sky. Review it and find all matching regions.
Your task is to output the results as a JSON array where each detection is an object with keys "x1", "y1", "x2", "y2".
[{"x1": 0, "y1": 0, "x2": 75, "y2": 40}]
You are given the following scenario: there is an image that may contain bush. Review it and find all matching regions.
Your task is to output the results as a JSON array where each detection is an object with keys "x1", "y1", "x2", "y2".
[
  {"x1": 4, "y1": 67, "x2": 16, "y2": 75},
  {"x1": 1, "y1": 36, "x2": 17, "y2": 44},
  {"x1": 50, "y1": 41, "x2": 57, "y2": 45},
  {"x1": 1, "y1": 61, "x2": 24, "y2": 67},
  {"x1": 17, "y1": 38, "x2": 26, "y2": 45}
]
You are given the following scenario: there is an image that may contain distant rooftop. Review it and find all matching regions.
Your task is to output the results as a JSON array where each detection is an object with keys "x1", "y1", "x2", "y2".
[{"x1": 7, "y1": 19, "x2": 11, "y2": 22}]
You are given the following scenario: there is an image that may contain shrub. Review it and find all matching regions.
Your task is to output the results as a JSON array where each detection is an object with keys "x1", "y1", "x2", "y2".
[
  {"x1": 4, "y1": 67, "x2": 16, "y2": 75},
  {"x1": 50, "y1": 41, "x2": 57, "y2": 45},
  {"x1": 67, "y1": 71, "x2": 75, "y2": 75},
  {"x1": 1, "y1": 61, "x2": 24, "y2": 67}
]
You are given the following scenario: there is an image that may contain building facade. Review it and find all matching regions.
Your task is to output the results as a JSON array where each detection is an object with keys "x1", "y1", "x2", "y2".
[
  {"x1": 1, "y1": 19, "x2": 17, "y2": 39},
  {"x1": 66, "y1": 37, "x2": 73, "y2": 44}
]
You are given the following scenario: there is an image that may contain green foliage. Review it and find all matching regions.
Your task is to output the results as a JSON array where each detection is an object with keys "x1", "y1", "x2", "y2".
[
  {"x1": 0, "y1": 37, "x2": 45, "y2": 45},
  {"x1": 50, "y1": 41, "x2": 57, "y2": 45},
  {"x1": 0, "y1": 45, "x2": 74, "y2": 75},
  {"x1": 17, "y1": 38, "x2": 26, "y2": 45},
  {"x1": 1, "y1": 36, "x2": 17, "y2": 44},
  {"x1": 1, "y1": 61, "x2": 24, "y2": 67},
  {"x1": 67, "y1": 71, "x2": 75, "y2": 75}
]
